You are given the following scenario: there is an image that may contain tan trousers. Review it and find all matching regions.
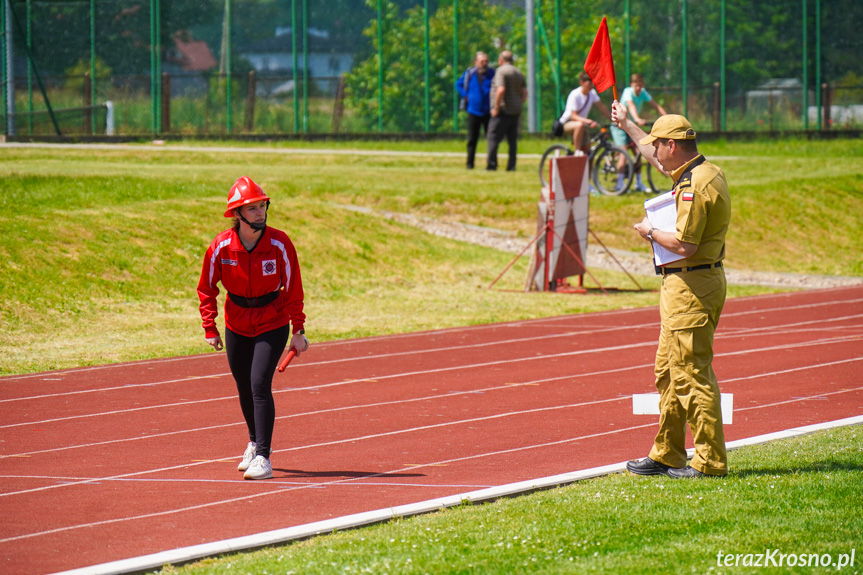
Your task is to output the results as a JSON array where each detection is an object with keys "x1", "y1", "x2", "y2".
[{"x1": 648, "y1": 267, "x2": 728, "y2": 475}]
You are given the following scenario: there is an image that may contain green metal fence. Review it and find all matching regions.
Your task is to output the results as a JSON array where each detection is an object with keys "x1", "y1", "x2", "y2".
[{"x1": 2, "y1": 0, "x2": 861, "y2": 137}]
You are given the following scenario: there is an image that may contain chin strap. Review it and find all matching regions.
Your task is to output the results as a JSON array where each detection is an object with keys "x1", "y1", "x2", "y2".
[{"x1": 236, "y1": 201, "x2": 269, "y2": 233}]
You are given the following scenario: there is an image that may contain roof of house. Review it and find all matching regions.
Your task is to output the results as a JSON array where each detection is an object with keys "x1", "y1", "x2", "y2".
[{"x1": 170, "y1": 33, "x2": 218, "y2": 71}]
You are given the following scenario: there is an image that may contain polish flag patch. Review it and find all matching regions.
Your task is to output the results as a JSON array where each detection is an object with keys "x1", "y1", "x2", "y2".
[{"x1": 681, "y1": 192, "x2": 695, "y2": 201}]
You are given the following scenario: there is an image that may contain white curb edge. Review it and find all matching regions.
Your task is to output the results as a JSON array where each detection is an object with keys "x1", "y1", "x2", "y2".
[{"x1": 51, "y1": 415, "x2": 863, "y2": 575}]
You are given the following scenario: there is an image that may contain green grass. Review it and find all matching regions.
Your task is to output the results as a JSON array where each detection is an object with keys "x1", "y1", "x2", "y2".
[
  {"x1": 153, "y1": 425, "x2": 863, "y2": 575},
  {"x1": 0, "y1": 138, "x2": 861, "y2": 374}
]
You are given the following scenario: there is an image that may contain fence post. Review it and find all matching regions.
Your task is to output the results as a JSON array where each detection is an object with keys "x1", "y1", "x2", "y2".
[
  {"x1": 89, "y1": 0, "x2": 96, "y2": 135},
  {"x1": 525, "y1": 0, "x2": 535, "y2": 133},
  {"x1": 149, "y1": 0, "x2": 156, "y2": 134},
  {"x1": 302, "y1": 0, "x2": 308, "y2": 133},
  {"x1": 244, "y1": 70, "x2": 255, "y2": 132},
  {"x1": 713, "y1": 82, "x2": 720, "y2": 132},
  {"x1": 84, "y1": 72, "x2": 92, "y2": 135},
  {"x1": 768, "y1": 92, "x2": 774, "y2": 132},
  {"x1": 452, "y1": 0, "x2": 458, "y2": 132},
  {"x1": 822, "y1": 83, "x2": 830, "y2": 130},
  {"x1": 225, "y1": 0, "x2": 232, "y2": 134},
  {"x1": 423, "y1": 0, "x2": 429, "y2": 132},
  {"x1": 720, "y1": 0, "x2": 726, "y2": 132},
  {"x1": 161, "y1": 72, "x2": 170, "y2": 133},
  {"x1": 3, "y1": 0, "x2": 15, "y2": 136},
  {"x1": 333, "y1": 73, "x2": 345, "y2": 133},
  {"x1": 682, "y1": 0, "x2": 688, "y2": 118},
  {"x1": 291, "y1": 0, "x2": 298, "y2": 133},
  {"x1": 801, "y1": 0, "x2": 808, "y2": 131}
]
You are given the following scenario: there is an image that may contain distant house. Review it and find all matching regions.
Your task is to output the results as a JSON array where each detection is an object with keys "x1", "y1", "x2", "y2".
[
  {"x1": 745, "y1": 78, "x2": 806, "y2": 113},
  {"x1": 163, "y1": 31, "x2": 218, "y2": 96},
  {"x1": 166, "y1": 31, "x2": 218, "y2": 72},
  {"x1": 239, "y1": 27, "x2": 353, "y2": 96}
]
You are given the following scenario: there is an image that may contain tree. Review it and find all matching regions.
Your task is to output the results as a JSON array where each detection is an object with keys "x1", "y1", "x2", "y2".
[{"x1": 345, "y1": 0, "x2": 522, "y2": 132}]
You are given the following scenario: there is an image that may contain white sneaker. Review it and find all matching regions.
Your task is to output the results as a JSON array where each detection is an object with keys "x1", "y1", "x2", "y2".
[
  {"x1": 237, "y1": 442, "x2": 256, "y2": 471},
  {"x1": 243, "y1": 455, "x2": 273, "y2": 480}
]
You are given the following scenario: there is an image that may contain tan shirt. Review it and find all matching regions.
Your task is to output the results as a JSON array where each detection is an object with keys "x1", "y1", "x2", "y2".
[
  {"x1": 490, "y1": 63, "x2": 526, "y2": 116},
  {"x1": 672, "y1": 155, "x2": 731, "y2": 268}
]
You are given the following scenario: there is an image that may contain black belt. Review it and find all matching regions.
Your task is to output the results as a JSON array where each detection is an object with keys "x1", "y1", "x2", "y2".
[
  {"x1": 657, "y1": 261, "x2": 723, "y2": 276},
  {"x1": 228, "y1": 290, "x2": 280, "y2": 308}
]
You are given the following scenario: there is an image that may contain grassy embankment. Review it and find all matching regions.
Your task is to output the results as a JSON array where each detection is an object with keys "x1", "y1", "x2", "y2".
[{"x1": 0, "y1": 138, "x2": 860, "y2": 376}]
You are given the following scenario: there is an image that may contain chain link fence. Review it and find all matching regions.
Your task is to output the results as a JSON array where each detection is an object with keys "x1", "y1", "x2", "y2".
[{"x1": 2, "y1": 0, "x2": 861, "y2": 137}]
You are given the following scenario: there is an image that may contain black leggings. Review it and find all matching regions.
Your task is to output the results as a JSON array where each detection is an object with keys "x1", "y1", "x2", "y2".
[{"x1": 225, "y1": 325, "x2": 290, "y2": 459}]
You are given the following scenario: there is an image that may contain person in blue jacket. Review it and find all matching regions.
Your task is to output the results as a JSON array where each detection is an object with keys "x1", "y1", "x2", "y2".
[{"x1": 456, "y1": 52, "x2": 495, "y2": 169}]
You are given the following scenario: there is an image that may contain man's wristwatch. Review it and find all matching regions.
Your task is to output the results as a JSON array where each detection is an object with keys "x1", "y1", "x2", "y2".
[
  {"x1": 646, "y1": 228, "x2": 658, "y2": 241},
  {"x1": 296, "y1": 329, "x2": 305, "y2": 335}
]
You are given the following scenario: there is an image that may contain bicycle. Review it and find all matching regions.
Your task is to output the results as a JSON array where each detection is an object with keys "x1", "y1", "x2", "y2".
[
  {"x1": 538, "y1": 126, "x2": 633, "y2": 196},
  {"x1": 539, "y1": 125, "x2": 673, "y2": 195}
]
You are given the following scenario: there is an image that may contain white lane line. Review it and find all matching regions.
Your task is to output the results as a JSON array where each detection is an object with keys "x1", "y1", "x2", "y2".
[
  {"x1": 722, "y1": 357, "x2": 863, "y2": 383},
  {"x1": 0, "y1": 341, "x2": 658, "y2": 430},
  {"x1": 0, "y1": 419, "x2": 658, "y2": 544},
  {"x1": 736, "y1": 385, "x2": 863, "y2": 412},
  {"x1": 0, "y1": 363, "x2": 649, "y2": 459},
  {"x1": 0, "y1": 323, "x2": 654, "y2": 404},
  {"x1": 724, "y1": 297, "x2": 863, "y2": 318},
  {"x1": 0, "y1": 373, "x2": 228, "y2": 404},
  {"x1": 43, "y1": 415, "x2": 863, "y2": 575},
  {"x1": 0, "y1": 306, "x2": 662, "y2": 383},
  {"x1": 0, "y1": 396, "x2": 630, "y2": 499},
  {"x1": 0, "y1": 475, "x2": 491, "y2": 489},
  {"x1": 4, "y1": 307, "x2": 862, "y2": 407},
  {"x1": 4, "y1": 371, "x2": 863, "y2": 500},
  {"x1": 3, "y1": 331, "x2": 862, "y2": 430},
  {"x1": 2, "y1": 292, "x2": 860, "y2": 383},
  {"x1": 8, "y1": 409, "x2": 863, "y2": 551},
  {"x1": 5, "y1": 351, "x2": 863, "y2": 461}
]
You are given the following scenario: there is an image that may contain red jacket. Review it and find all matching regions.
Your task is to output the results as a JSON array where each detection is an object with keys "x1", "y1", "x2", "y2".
[{"x1": 198, "y1": 226, "x2": 305, "y2": 339}]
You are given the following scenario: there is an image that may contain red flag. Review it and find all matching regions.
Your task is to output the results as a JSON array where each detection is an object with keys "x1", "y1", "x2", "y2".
[{"x1": 584, "y1": 17, "x2": 616, "y2": 94}]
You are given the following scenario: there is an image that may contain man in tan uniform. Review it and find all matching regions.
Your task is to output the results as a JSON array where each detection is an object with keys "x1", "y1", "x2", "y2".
[{"x1": 611, "y1": 104, "x2": 731, "y2": 478}]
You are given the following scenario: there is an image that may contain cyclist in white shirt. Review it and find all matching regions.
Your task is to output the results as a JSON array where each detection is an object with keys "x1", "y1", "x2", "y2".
[{"x1": 560, "y1": 71, "x2": 612, "y2": 154}]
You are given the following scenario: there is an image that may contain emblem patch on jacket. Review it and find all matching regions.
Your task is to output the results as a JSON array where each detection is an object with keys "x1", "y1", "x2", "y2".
[
  {"x1": 681, "y1": 192, "x2": 695, "y2": 201},
  {"x1": 262, "y1": 259, "x2": 277, "y2": 276},
  {"x1": 220, "y1": 258, "x2": 238, "y2": 266}
]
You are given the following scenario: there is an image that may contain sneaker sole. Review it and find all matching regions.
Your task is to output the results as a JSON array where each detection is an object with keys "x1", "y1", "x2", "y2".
[{"x1": 243, "y1": 471, "x2": 273, "y2": 480}]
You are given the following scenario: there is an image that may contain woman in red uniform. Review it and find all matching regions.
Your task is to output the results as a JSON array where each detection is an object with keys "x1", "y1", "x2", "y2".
[{"x1": 197, "y1": 176, "x2": 308, "y2": 480}]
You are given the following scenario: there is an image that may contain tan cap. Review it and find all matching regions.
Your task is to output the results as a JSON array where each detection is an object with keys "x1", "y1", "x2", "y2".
[{"x1": 638, "y1": 114, "x2": 697, "y2": 145}]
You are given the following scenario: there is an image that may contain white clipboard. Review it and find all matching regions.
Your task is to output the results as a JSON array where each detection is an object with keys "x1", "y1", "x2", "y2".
[{"x1": 644, "y1": 191, "x2": 685, "y2": 266}]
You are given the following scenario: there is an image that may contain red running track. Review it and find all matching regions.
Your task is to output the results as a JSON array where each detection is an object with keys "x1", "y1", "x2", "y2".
[{"x1": 1, "y1": 286, "x2": 862, "y2": 574}]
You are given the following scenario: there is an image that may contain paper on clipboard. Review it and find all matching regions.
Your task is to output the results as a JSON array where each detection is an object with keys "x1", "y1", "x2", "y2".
[{"x1": 644, "y1": 191, "x2": 685, "y2": 266}]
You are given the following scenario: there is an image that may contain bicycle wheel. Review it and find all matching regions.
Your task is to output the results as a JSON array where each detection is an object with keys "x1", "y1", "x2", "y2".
[
  {"x1": 646, "y1": 163, "x2": 674, "y2": 194},
  {"x1": 591, "y1": 146, "x2": 634, "y2": 196},
  {"x1": 538, "y1": 144, "x2": 573, "y2": 188}
]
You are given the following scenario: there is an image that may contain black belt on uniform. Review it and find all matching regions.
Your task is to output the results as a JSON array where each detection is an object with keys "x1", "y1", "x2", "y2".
[
  {"x1": 227, "y1": 290, "x2": 280, "y2": 308},
  {"x1": 656, "y1": 261, "x2": 723, "y2": 276}
]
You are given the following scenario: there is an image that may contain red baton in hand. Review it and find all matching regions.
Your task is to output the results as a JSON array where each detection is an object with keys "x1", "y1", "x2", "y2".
[{"x1": 277, "y1": 349, "x2": 297, "y2": 373}]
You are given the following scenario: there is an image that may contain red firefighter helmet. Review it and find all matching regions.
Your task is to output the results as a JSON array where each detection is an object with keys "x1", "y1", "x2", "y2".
[{"x1": 224, "y1": 176, "x2": 270, "y2": 217}]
